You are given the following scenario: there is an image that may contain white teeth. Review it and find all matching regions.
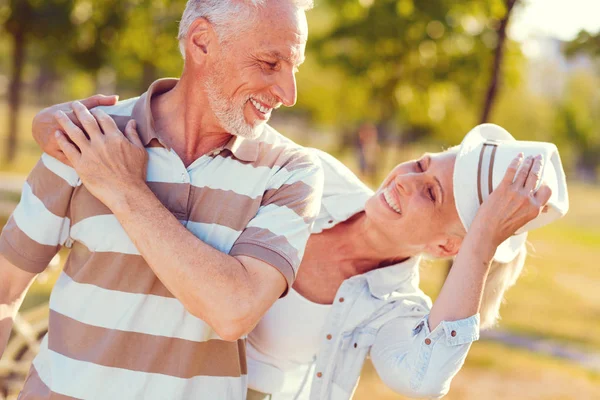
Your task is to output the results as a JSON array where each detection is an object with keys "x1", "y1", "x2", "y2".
[
  {"x1": 251, "y1": 99, "x2": 270, "y2": 114},
  {"x1": 383, "y1": 187, "x2": 402, "y2": 214}
]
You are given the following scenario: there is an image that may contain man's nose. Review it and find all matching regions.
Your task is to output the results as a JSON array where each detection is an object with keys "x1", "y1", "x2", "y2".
[{"x1": 271, "y1": 69, "x2": 297, "y2": 107}]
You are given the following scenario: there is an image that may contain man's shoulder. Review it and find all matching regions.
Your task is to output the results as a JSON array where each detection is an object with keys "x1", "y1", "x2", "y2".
[
  {"x1": 95, "y1": 97, "x2": 140, "y2": 117},
  {"x1": 255, "y1": 125, "x2": 321, "y2": 170}
]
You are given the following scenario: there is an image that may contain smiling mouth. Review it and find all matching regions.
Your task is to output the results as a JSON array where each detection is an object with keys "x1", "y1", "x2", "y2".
[
  {"x1": 383, "y1": 186, "x2": 402, "y2": 215},
  {"x1": 250, "y1": 98, "x2": 273, "y2": 116}
]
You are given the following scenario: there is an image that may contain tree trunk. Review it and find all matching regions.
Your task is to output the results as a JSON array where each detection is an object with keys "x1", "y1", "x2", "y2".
[
  {"x1": 5, "y1": 27, "x2": 26, "y2": 165},
  {"x1": 480, "y1": 0, "x2": 519, "y2": 123}
]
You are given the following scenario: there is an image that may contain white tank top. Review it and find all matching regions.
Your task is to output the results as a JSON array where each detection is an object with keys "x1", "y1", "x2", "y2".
[{"x1": 246, "y1": 288, "x2": 331, "y2": 394}]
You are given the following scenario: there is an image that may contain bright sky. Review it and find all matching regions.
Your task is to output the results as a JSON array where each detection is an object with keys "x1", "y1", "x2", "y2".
[{"x1": 509, "y1": 0, "x2": 600, "y2": 41}]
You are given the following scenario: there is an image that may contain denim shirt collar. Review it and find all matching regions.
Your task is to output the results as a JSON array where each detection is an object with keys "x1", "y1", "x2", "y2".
[{"x1": 362, "y1": 256, "x2": 421, "y2": 299}]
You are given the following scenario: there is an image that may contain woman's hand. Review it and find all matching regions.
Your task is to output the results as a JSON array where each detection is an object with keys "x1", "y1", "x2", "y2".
[
  {"x1": 32, "y1": 94, "x2": 119, "y2": 165},
  {"x1": 472, "y1": 154, "x2": 552, "y2": 255},
  {"x1": 53, "y1": 101, "x2": 148, "y2": 207}
]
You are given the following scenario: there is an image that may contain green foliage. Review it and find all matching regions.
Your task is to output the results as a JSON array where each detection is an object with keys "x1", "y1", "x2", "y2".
[
  {"x1": 297, "y1": 0, "x2": 524, "y2": 145},
  {"x1": 565, "y1": 30, "x2": 600, "y2": 59}
]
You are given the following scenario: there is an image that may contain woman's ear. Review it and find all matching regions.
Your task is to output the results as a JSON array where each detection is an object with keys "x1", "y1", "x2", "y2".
[{"x1": 428, "y1": 235, "x2": 462, "y2": 258}]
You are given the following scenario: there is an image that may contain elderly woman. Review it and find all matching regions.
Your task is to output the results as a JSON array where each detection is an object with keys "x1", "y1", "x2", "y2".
[{"x1": 31, "y1": 102, "x2": 566, "y2": 400}]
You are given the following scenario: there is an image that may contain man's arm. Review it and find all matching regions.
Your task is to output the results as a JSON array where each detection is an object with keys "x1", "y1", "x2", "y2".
[
  {"x1": 102, "y1": 184, "x2": 288, "y2": 341},
  {"x1": 53, "y1": 102, "x2": 323, "y2": 341},
  {"x1": 0, "y1": 254, "x2": 37, "y2": 357}
]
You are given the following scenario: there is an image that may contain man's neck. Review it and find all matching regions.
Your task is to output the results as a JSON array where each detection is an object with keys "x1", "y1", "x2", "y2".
[{"x1": 151, "y1": 73, "x2": 233, "y2": 166}]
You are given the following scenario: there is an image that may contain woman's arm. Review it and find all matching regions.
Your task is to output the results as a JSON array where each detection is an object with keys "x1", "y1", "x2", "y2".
[
  {"x1": 32, "y1": 95, "x2": 119, "y2": 165},
  {"x1": 428, "y1": 153, "x2": 550, "y2": 330},
  {"x1": 370, "y1": 312, "x2": 477, "y2": 398}
]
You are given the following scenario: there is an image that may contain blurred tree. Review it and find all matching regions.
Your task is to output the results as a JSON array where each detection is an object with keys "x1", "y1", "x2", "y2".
[
  {"x1": 305, "y1": 0, "x2": 523, "y2": 145},
  {"x1": 554, "y1": 72, "x2": 600, "y2": 181},
  {"x1": 2, "y1": 0, "x2": 75, "y2": 164},
  {"x1": 564, "y1": 30, "x2": 600, "y2": 59},
  {"x1": 112, "y1": 0, "x2": 185, "y2": 91},
  {"x1": 480, "y1": 0, "x2": 518, "y2": 123},
  {"x1": 562, "y1": 30, "x2": 600, "y2": 180}
]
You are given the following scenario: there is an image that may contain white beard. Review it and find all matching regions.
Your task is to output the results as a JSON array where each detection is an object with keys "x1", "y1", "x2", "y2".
[{"x1": 204, "y1": 69, "x2": 266, "y2": 140}]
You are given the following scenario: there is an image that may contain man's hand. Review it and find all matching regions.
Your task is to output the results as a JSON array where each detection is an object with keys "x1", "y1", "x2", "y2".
[
  {"x1": 54, "y1": 101, "x2": 148, "y2": 207},
  {"x1": 32, "y1": 94, "x2": 119, "y2": 165}
]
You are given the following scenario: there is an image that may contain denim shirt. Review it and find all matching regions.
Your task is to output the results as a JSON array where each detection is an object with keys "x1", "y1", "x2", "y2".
[
  {"x1": 245, "y1": 132, "x2": 481, "y2": 399},
  {"x1": 289, "y1": 150, "x2": 480, "y2": 400}
]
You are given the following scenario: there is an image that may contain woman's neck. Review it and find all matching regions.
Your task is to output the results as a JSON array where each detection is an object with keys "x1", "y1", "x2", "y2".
[{"x1": 321, "y1": 212, "x2": 415, "y2": 277}]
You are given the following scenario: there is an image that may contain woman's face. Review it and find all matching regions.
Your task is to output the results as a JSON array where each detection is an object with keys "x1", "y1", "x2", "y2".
[{"x1": 364, "y1": 150, "x2": 464, "y2": 257}]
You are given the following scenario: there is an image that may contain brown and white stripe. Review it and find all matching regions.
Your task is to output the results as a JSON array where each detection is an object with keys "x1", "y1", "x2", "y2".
[{"x1": 0, "y1": 78, "x2": 323, "y2": 399}]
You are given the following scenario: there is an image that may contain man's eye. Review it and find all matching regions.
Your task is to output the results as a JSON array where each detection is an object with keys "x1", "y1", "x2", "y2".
[{"x1": 262, "y1": 61, "x2": 278, "y2": 70}]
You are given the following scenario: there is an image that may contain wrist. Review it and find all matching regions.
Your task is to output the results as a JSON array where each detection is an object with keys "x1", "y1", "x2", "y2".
[
  {"x1": 464, "y1": 219, "x2": 499, "y2": 263},
  {"x1": 106, "y1": 182, "x2": 150, "y2": 215}
]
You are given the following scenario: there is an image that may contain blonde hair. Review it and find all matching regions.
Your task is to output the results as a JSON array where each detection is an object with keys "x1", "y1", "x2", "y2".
[{"x1": 479, "y1": 245, "x2": 527, "y2": 330}]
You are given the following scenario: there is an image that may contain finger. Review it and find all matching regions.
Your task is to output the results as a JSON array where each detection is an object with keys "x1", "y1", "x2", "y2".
[
  {"x1": 524, "y1": 155, "x2": 543, "y2": 191},
  {"x1": 533, "y1": 184, "x2": 552, "y2": 206},
  {"x1": 79, "y1": 94, "x2": 119, "y2": 109},
  {"x1": 72, "y1": 101, "x2": 103, "y2": 142},
  {"x1": 501, "y1": 153, "x2": 524, "y2": 186},
  {"x1": 513, "y1": 155, "x2": 534, "y2": 188},
  {"x1": 55, "y1": 131, "x2": 82, "y2": 165},
  {"x1": 90, "y1": 109, "x2": 120, "y2": 138},
  {"x1": 54, "y1": 110, "x2": 90, "y2": 150},
  {"x1": 124, "y1": 120, "x2": 144, "y2": 148}
]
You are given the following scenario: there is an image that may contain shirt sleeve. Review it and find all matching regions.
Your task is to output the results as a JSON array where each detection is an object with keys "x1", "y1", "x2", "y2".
[
  {"x1": 369, "y1": 311, "x2": 480, "y2": 399},
  {"x1": 230, "y1": 150, "x2": 323, "y2": 293},
  {"x1": 0, "y1": 154, "x2": 78, "y2": 273}
]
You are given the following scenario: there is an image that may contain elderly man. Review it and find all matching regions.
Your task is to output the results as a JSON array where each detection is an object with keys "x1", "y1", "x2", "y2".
[{"x1": 0, "y1": 0, "x2": 321, "y2": 398}]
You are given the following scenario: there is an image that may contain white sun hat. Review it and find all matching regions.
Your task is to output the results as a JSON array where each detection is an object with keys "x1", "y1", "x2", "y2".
[{"x1": 453, "y1": 123, "x2": 569, "y2": 263}]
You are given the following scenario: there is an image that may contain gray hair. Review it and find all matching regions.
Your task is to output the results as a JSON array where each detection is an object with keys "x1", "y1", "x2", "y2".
[{"x1": 177, "y1": 0, "x2": 314, "y2": 58}]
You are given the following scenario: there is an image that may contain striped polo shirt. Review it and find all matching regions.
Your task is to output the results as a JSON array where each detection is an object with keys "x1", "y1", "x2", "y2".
[{"x1": 0, "y1": 79, "x2": 323, "y2": 399}]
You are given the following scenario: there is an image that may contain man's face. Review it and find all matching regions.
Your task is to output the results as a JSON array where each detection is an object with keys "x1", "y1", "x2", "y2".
[{"x1": 205, "y1": 3, "x2": 308, "y2": 139}]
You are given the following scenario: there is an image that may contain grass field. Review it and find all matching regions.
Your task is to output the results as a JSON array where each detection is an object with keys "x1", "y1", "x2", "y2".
[{"x1": 1, "y1": 102, "x2": 600, "y2": 399}]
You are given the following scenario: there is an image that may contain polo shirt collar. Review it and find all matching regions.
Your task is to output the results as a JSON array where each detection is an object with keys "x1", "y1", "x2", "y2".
[
  {"x1": 131, "y1": 78, "x2": 176, "y2": 148},
  {"x1": 224, "y1": 135, "x2": 260, "y2": 163},
  {"x1": 131, "y1": 78, "x2": 260, "y2": 163}
]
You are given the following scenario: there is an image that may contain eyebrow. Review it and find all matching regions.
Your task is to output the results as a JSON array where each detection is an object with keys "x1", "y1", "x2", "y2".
[{"x1": 425, "y1": 155, "x2": 444, "y2": 205}]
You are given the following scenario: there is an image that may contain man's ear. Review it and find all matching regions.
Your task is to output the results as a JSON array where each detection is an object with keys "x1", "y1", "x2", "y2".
[
  {"x1": 185, "y1": 18, "x2": 216, "y2": 64},
  {"x1": 427, "y1": 235, "x2": 462, "y2": 258}
]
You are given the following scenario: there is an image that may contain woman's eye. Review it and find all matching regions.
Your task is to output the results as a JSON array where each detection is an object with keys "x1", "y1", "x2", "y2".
[{"x1": 428, "y1": 188, "x2": 436, "y2": 203}]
